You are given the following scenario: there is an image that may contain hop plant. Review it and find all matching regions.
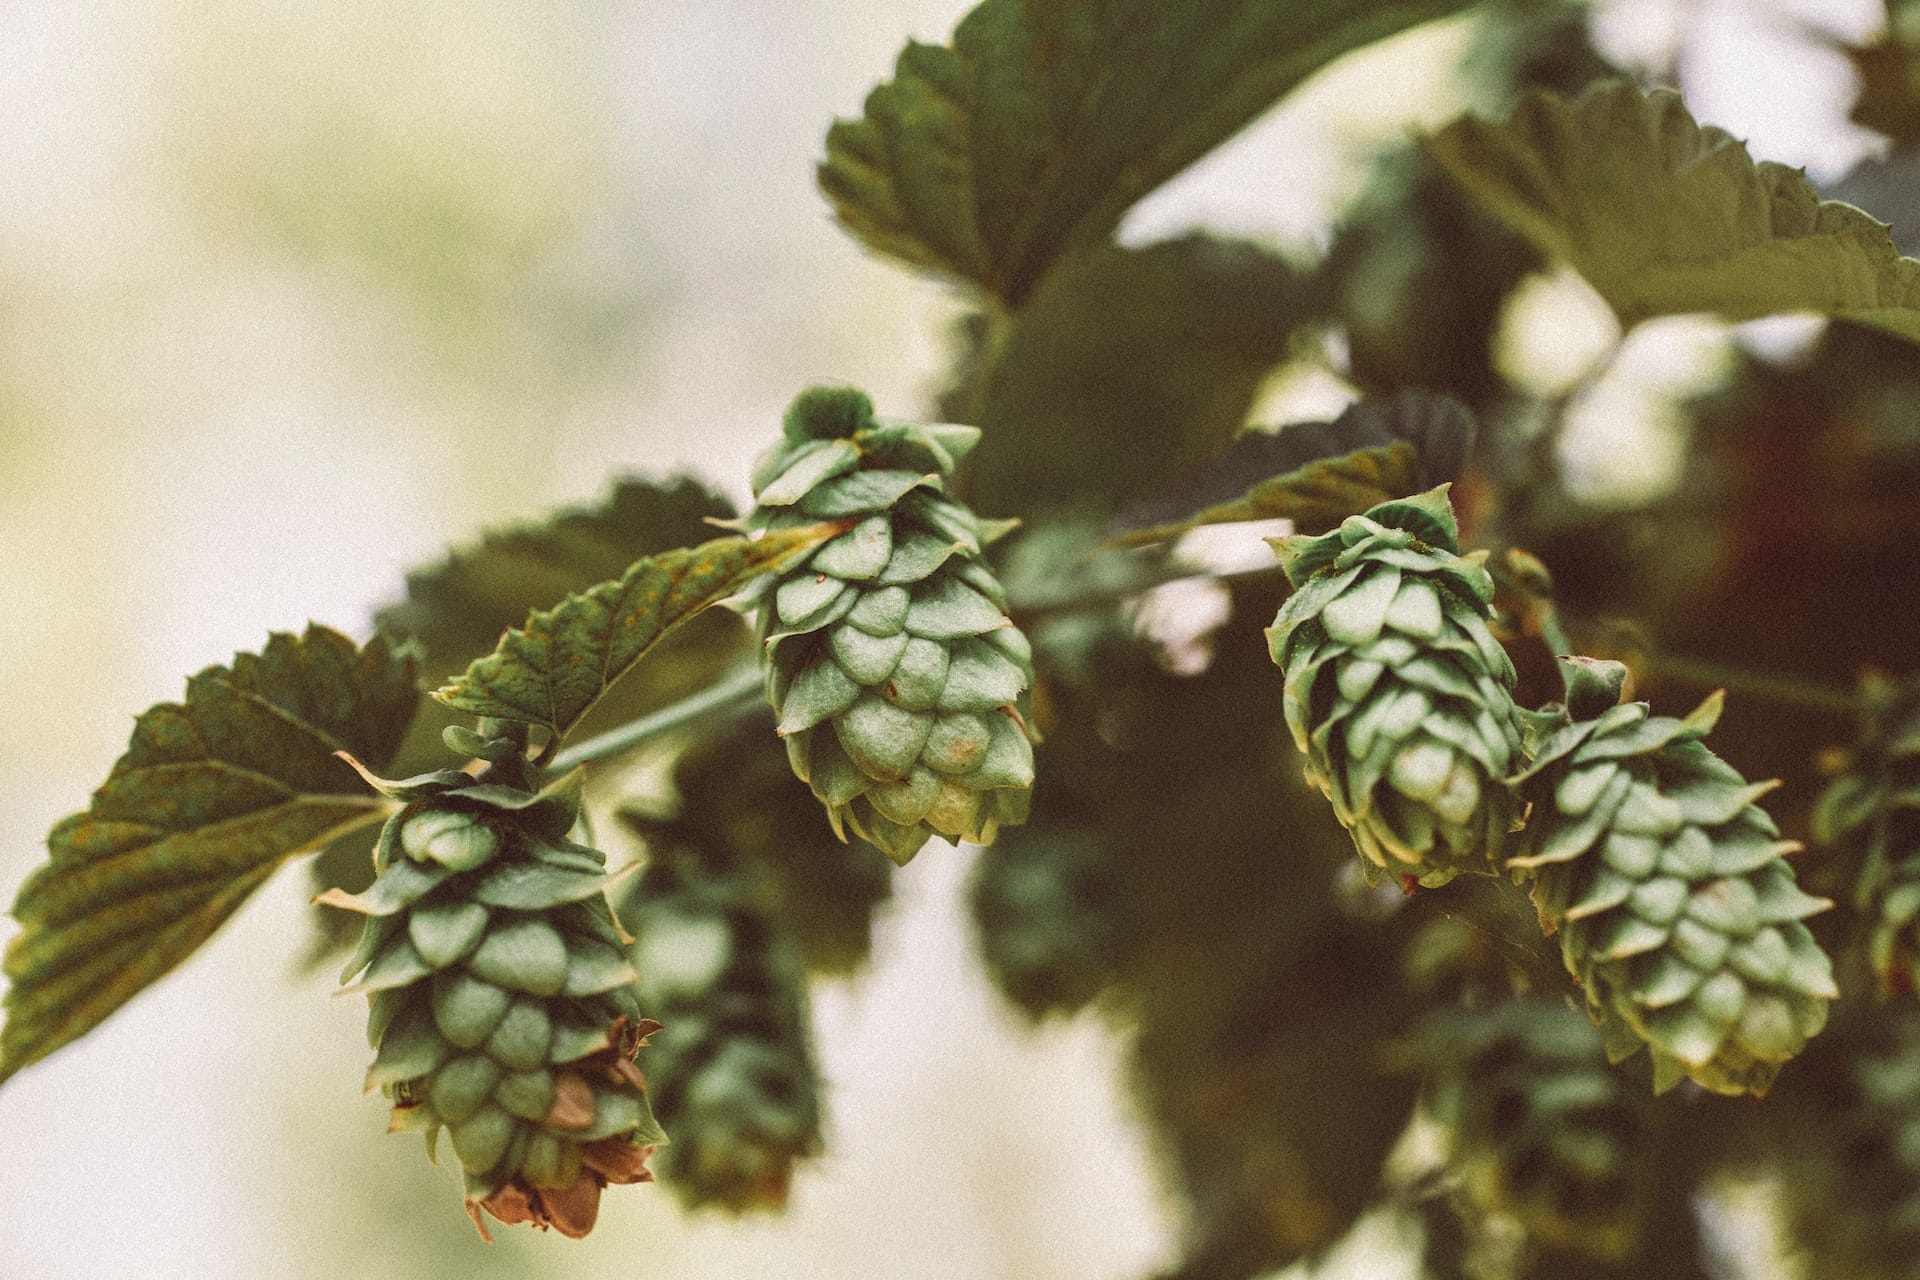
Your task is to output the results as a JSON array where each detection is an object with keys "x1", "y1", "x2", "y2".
[
  {"x1": 323, "y1": 728, "x2": 665, "y2": 1239},
  {"x1": 617, "y1": 815, "x2": 823, "y2": 1211},
  {"x1": 748, "y1": 386, "x2": 1037, "y2": 863},
  {"x1": 1812, "y1": 682, "x2": 1920, "y2": 995},
  {"x1": 1266, "y1": 485, "x2": 1524, "y2": 887},
  {"x1": 1510, "y1": 659, "x2": 1838, "y2": 1096},
  {"x1": 1411, "y1": 1000, "x2": 1650, "y2": 1260}
]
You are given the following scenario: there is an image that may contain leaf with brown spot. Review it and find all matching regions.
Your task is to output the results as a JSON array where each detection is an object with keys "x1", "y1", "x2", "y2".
[
  {"x1": 2, "y1": 625, "x2": 420, "y2": 1085},
  {"x1": 435, "y1": 527, "x2": 841, "y2": 741}
]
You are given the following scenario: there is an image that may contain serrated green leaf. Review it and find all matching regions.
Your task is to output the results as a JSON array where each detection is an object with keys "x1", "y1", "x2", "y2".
[
  {"x1": 378, "y1": 475, "x2": 737, "y2": 669},
  {"x1": 2, "y1": 625, "x2": 419, "y2": 1085},
  {"x1": 435, "y1": 527, "x2": 841, "y2": 740},
  {"x1": 1427, "y1": 79, "x2": 1920, "y2": 342},
  {"x1": 820, "y1": 0, "x2": 1474, "y2": 302},
  {"x1": 1117, "y1": 442, "x2": 1421, "y2": 546}
]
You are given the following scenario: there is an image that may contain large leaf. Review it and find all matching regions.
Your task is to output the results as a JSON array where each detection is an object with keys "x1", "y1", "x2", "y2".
[
  {"x1": 820, "y1": 0, "x2": 1474, "y2": 303},
  {"x1": 435, "y1": 526, "x2": 840, "y2": 740},
  {"x1": 377, "y1": 475, "x2": 737, "y2": 672},
  {"x1": 1112, "y1": 391, "x2": 1473, "y2": 545},
  {"x1": 953, "y1": 235, "x2": 1308, "y2": 518},
  {"x1": 1426, "y1": 80, "x2": 1920, "y2": 343},
  {"x1": 2, "y1": 625, "x2": 420, "y2": 1084}
]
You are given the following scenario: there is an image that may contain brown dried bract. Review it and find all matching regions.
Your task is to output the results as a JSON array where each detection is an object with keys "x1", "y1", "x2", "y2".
[{"x1": 468, "y1": 1139, "x2": 657, "y2": 1241}]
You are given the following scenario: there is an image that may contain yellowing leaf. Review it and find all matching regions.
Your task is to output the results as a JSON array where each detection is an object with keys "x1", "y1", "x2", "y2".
[
  {"x1": 1427, "y1": 80, "x2": 1920, "y2": 342},
  {"x1": 3, "y1": 626, "x2": 420, "y2": 1084},
  {"x1": 821, "y1": 0, "x2": 1474, "y2": 303},
  {"x1": 435, "y1": 527, "x2": 840, "y2": 740}
]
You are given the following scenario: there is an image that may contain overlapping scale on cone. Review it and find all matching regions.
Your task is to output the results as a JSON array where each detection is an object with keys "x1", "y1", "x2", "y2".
[
  {"x1": 748, "y1": 387, "x2": 1036, "y2": 863},
  {"x1": 323, "y1": 734, "x2": 664, "y2": 1239},
  {"x1": 1510, "y1": 659, "x2": 1837, "y2": 1097},
  {"x1": 1811, "y1": 684, "x2": 1920, "y2": 995},
  {"x1": 1266, "y1": 485, "x2": 1524, "y2": 887}
]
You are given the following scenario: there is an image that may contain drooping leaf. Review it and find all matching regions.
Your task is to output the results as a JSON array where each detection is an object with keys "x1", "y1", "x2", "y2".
[
  {"x1": 1112, "y1": 391, "x2": 1474, "y2": 545},
  {"x1": 1835, "y1": 4, "x2": 1920, "y2": 146},
  {"x1": 952, "y1": 235, "x2": 1308, "y2": 519},
  {"x1": 435, "y1": 527, "x2": 841, "y2": 740},
  {"x1": 1426, "y1": 80, "x2": 1920, "y2": 343},
  {"x1": 821, "y1": 0, "x2": 1475, "y2": 303},
  {"x1": 378, "y1": 475, "x2": 737, "y2": 672},
  {"x1": 3, "y1": 626, "x2": 420, "y2": 1084}
]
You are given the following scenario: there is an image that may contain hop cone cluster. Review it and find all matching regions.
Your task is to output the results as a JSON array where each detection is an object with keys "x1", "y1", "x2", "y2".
[
  {"x1": 1266, "y1": 485, "x2": 1524, "y2": 887},
  {"x1": 1811, "y1": 684, "x2": 1920, "y2": 995},
  {"x1": 614, "y1": 828, "x2": 821, "y2": 1212},
  {"x1": 1511, "y1": 659, "x2": 1837, "y2": 1096},
  {"x1": 1412, "y1": 1000, "x2": 1649, "y2": 1260},
  {"x1": 748, "y1": 387, "x2": 1037, "y2": 864},
  {"x1": 324, "y1": 735, "x2": 663, "y2": 1239}
]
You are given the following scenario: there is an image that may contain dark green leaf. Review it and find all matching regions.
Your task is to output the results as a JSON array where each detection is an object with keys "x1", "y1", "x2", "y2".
[
  {"x1": 435, "y1": 527, "x2": 841, "y2": 739},
  {"x1": 3, "y1": 625, "x2": 420, "y2": 1084},
  {"x1": 955, "y1": 235, "x2": 1308, "y2": 518},
  {"x1": 1427, "y1": 80, "x2": 1920, "y2": 342},
  {"x1": 821, "y1": 0, "x2": 1474, "y2": 302},
  {"x1": 377, "y1": 475, "x2": 736, "y2": 672},
  {"x1": 1112, "y1": 392, "x2": 1474, "y2": 544}
]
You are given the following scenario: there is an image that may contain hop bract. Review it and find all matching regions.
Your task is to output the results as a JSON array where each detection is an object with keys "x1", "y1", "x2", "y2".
[
  {"x1": 749, "y1": 387, "x2": 1036, "y2": 864},
  {"x1": 1266, "y1": 485, "x2": 1523, "y2": 887},
  {"x1": 324, "y1": 742, "x2": 665, "y2": 1239},
  {"x1": 1511, "y1": 659, "x2": 1837, "y2": 1097}
]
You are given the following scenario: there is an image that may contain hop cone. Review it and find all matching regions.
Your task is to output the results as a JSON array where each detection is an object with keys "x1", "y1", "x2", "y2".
[
  {"x1": 1779, "y1": 1015, "x2": 1920, "y2": 1280},
  {"x1": 1811, "y1": 683, "x2": 1920, "y2": 995},
  {"x1": 1511, "y1": 659, "x2": 1837, "y2": 1096},
  {"x1": 324, "y1": 734, "x2": 664, "y2": 1239},
  {"x1": 614, "y1": 829, "x2": 821, "y2": 1211},
  {"x1": 749, "y1": 386, "x2": 1036, "y2": 863},
  {"x1": 1412, "y1": 1000, "x2": 1650, "y2": 1260},
  {"x1": 1266, "y1": 485, "x2": 1524, "y2": 887},
  {"x1": 664, "y1": 714, "x2": 893, "y2": 976}
]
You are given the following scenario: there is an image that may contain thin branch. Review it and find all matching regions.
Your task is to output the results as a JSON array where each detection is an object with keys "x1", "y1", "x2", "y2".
[{"x1": 546, "y1": 663, "x2": 764, "y2": 774}]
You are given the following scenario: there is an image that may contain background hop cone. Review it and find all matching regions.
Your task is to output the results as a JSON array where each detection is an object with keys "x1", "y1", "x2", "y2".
[
  {"x1": 1409, "y1": 999, "x2": 1652, "y2": 1261},
  {"x1": 1812, "y1": 681, "x2": 1920, "y2": 995},
  {"x1": 1510, "y1": 659, "x2": 1838, "y2": 1097},
  {"x1": 749, "y1": 386, "x2": 1036, "y2": 863},
  {"x1": 613, "y1": 820, "x2": 823, "y2": 1212},
  {"x1": 1265, "y1": 485, "x2": 1524, "y2": 887},
  {"x1": 323, "y1": 732, "x2": 665, "y2": 1240}
]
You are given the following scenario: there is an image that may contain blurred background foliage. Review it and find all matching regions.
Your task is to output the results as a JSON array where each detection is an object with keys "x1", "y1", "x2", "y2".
[{"x1": 6, "y1": 1, "x2": 1920, "y2": 1278}]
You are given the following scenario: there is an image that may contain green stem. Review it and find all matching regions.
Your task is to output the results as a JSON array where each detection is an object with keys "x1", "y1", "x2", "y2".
[
  {"x1": 1636, "y1": 652, "x2": 1861, "y2": 718},
  {"x1": 1536, "y1": 608, "x2": 1575, "y2": 661},
  {"x1": 546, "y1": 663, "x2": 764, "y2": 774}
]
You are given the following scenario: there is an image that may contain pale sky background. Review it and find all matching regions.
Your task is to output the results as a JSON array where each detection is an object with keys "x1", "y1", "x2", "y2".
[{"x1": 0, "y1": 2, "x2": 1891, "y2": 1277}]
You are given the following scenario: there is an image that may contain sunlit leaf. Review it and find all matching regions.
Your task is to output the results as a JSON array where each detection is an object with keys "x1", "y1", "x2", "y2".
[
  {"x1": 2, "y1": 626, "x2": 420, "y2": 1084},
  {"x1": 821, "y1": 0, "x2": 1474, "y2": 302},
  {"x1": 1427, "y1": 80, "x2": 1920, "y2": 342},
  {"x1": 435, "y1": 527, "x2": 841, "y2": 739}
]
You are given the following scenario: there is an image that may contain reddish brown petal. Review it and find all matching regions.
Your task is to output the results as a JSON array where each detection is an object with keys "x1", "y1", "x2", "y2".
[
  {"x1": 463, "y1": 1199, "x2": 495, "y2": 1243},
  {"x1": 580, "y1": 1138, "x2": 656, "y2": 1185},
  {"x1": 535, "y1": 1177, "x2": 604, "y2": 1239},
  {"x1": 543, "y1": 1073, "x2": 596, "y2": 1131},
  {"x1": 610, "y1": 1057, "x2": 647, "y2": 1091},
  {"x1": 477, "y1": 1181, "x2": 540, "y2": 1231}
]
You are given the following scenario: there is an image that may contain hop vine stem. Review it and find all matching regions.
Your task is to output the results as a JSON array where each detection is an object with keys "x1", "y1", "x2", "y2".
[{"x1": 546, "y1": 663, "x2": 765, "y2": 774}]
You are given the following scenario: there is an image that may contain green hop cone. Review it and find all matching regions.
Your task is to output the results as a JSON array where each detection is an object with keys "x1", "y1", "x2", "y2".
[
  {"x1": 1510, "y1": 658, "x2": 1838, "y2": 1097},
  {"x1": 749, "y1": 386, "x2": 1037, "y2": 864},
  {"x1": 323, "y1": 730, "x2": 665, "y2": 1240},
  {"x1": 1411, "y1": 1000, "x2": 1650, "y2": 1260},
  {"x1": 1811, "y1": 682, "x2": 1920, "y2": 995},
  {"x1": 614, "y1": 827, "x2": 821, "y2": 1212},
  {"x1": 1265, "y1": 485, "x2": 1524, "y2": 887}
]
